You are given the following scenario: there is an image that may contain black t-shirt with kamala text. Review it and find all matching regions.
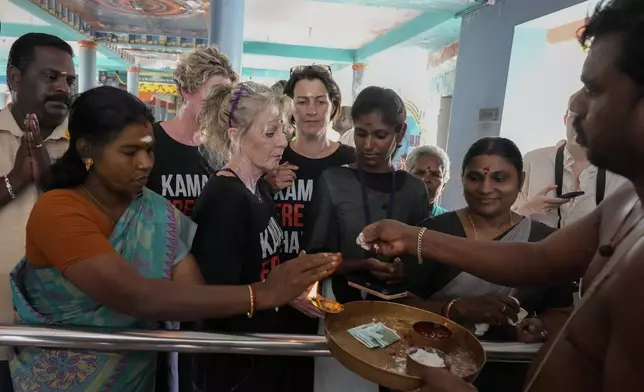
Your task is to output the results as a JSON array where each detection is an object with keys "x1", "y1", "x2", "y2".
[
  {"x1": 147, "y1": 123, "x2": 213, "y2": 216},
  {"x1": 190, "y1": 173, "x2": 294, "y2": 391},
  {"x1": 191, "y1": 173, "x2": 284, "y2": 333},
  {"x1": 274, "y1": 143, "x2": 356, "y2": 261}
]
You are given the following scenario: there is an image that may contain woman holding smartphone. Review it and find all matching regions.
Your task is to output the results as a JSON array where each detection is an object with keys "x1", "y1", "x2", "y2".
[
  {"x1": 306, "y1": 87, "x2": 427, "y2": 392},
  {"x1": 306, "y1": 86, "x2": 428, "y2": 303}
]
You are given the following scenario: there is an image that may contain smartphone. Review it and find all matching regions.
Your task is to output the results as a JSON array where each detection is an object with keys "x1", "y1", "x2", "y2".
[
  {"x1": 347, "y1": 271, "x2": 408, "y2": 300},
  {"x1": 559, "y1": 191, "x2": 585, "y2": 199}
]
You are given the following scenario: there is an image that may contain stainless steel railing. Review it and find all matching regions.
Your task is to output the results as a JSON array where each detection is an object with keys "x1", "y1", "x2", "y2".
[{"x1": 0, "y1": 325, "x2": 540, "y2": 362}]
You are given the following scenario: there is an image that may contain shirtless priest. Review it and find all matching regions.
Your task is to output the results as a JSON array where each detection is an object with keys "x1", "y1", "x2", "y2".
[{"x1": 363, "y1": 1, "x2": 644, "y2": 391}]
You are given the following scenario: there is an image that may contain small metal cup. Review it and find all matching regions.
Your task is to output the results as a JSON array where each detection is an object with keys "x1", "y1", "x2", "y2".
[{"x1": 410, "y1": 321, "x2": 454, "y2": 353}]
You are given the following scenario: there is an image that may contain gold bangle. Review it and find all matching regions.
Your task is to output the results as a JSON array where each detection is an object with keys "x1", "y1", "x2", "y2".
[
  {"x1": 443, "y1": 298, "x2": 459, "y2": 320},
  {"x1": 417, "y1": 227, "x2": 427, "y2": 264},
  {"x1": 246, "y1": 285, "x2": 256, "y2": 319}
]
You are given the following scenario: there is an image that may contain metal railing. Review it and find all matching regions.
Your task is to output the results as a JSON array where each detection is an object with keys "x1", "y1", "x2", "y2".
[{"x1": 0, "y1": 325, "x2": 540, "y2": 362}]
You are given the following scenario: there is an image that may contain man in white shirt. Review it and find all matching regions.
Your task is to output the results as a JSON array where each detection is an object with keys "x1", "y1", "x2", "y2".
[
  {"x1": 514, "y1": 91, "x2": 626, "y2": 229},
  {"x1": 0, "y1": 33, "x2": 74, "y2": 391},
  {"x1": 334, "y1": 105, "x2": 355, "y2": 147}
]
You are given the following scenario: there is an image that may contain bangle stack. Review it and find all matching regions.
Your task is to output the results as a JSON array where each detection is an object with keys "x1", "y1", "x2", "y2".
[
  {"x1": 246, "y1": 285, "x2": 256, "y2": 318},
  {"x1": 4, "y1": 176, "x2": 15, "y2": 200},
  {"x1": 417, "y1": 227, "x2": 427, "y2": 264}
]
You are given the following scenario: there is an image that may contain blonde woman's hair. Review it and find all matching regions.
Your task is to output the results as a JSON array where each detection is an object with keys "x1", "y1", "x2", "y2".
[
  {"x1": 173, "y1": 47, "x2": 238, "y2": 95},
  {"x1": 199, "y1": 81, "x2": 294, "y2": 165}
]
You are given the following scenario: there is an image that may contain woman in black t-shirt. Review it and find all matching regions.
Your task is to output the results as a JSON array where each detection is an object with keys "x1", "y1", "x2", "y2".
[
  {"x1": 265, "y1": 65, "x2": 355, "y2": 391},
  {"x1": 306, "y1": 86, "x2": 429, "y2": 302},
  {"x1": 269, "y1": 65, "x2": 355, "y2": 264},
  {"x1": 306, "y1": 86, "x2": 429, "y2": 392},
  {"x1": 190, "y1": 82, "x2": 340, "y2": 392}
]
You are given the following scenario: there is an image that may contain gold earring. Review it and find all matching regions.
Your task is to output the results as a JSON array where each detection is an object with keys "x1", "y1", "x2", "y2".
[{"x1": 84, "y1": 158, "x2": 94, "y2": 171}]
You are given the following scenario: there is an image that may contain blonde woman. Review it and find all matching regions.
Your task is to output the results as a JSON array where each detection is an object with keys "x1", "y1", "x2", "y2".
[
  {"x1": 147, "y1": 47, "x2": 237, "y2": 215},
  {"x1": 190, "y1": 82, "x2": 338, "y2": 392}
]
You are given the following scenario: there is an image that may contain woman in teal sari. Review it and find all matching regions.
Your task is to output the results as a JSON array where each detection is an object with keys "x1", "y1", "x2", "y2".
[{"x1": 9, "y1": 86, "x2": 339, "y2": 392}]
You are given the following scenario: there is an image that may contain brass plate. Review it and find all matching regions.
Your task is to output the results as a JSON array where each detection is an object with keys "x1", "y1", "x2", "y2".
[{"x1": 325, "y1": 301, "x2": 486, "y2": 391}]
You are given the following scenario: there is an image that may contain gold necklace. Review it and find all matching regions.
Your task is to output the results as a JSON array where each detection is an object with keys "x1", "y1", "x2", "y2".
[
  {"x1": 81, "y1": 185, "x2": 117, "y2": 225},
  {"x1": 468, "y1": 211, "x2": 514, "y2": 240}
]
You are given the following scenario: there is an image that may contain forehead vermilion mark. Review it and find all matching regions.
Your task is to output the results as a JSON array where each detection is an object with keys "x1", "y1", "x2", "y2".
[{"x1": 482, "y1": 166, "x2": 491, "y2": 174}]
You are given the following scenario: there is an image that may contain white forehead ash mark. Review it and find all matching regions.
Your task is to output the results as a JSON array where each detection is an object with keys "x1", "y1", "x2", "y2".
[{"x1": 140, "y1": 135, "x2": 153, "y2": 144}]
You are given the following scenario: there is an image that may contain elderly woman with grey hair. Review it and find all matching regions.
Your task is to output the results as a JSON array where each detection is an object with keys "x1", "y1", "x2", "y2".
[{"x1": 405, "y1": 145, "x2": 450, "y2": 217}]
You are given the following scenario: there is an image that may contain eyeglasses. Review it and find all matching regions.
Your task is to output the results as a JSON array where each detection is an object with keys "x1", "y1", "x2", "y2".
[{"x1": 289, "y1": 64, "x2": 332, "y2": 76}]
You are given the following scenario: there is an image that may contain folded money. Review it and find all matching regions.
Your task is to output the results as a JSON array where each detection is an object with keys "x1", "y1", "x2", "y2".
[
  {"x1": 350, "y1": 330, "x2": 378, "y2": 348},
  {"x1": 348, "y1": 322, "x2": 401, "y2": 348},
  {"x1": 348, "y1": 324, "x2": 379, "y2": 348},
  {"x1": 370, "y1": 322, "x2": 401, "y2": 348}
]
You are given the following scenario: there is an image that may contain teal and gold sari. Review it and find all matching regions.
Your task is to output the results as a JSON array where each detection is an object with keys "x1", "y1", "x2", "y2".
[{"x1": 9, "y1": 188, "x2": 196, "y2": 392}]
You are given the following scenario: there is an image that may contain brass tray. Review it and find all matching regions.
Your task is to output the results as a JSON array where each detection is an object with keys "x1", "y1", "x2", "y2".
[{"x1": 325, "y1": 301, "x2": 486, "y2": 391}]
